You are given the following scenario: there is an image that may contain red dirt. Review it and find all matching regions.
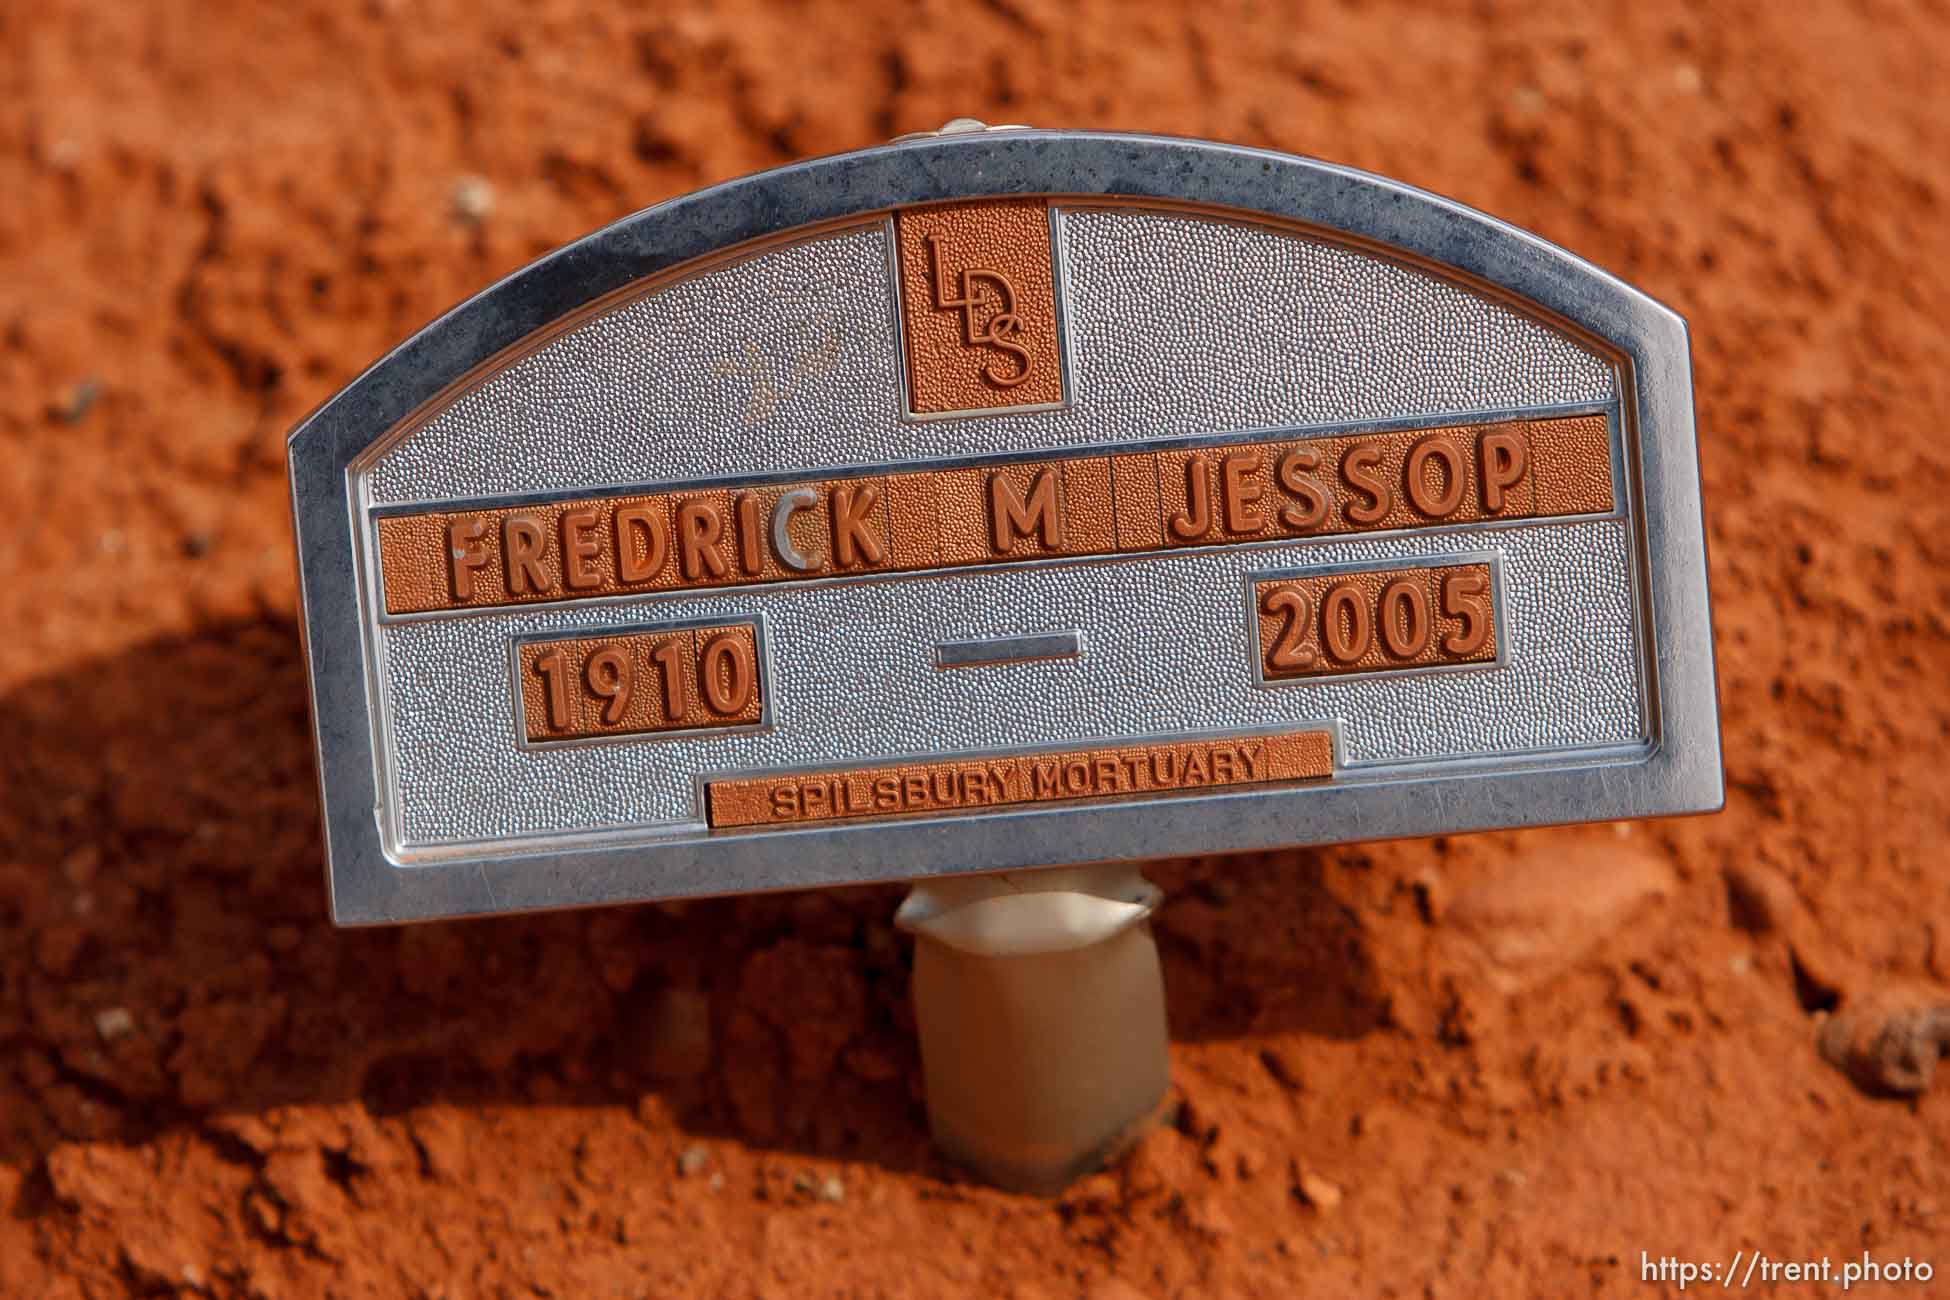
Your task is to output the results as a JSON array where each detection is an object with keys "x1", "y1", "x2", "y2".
[{"x1": 3, "y1": 2, "x2": 1948, "y2": 1295}]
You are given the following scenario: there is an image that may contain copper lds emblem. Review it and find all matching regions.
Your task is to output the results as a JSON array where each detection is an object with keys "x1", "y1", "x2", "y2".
[
  {"x1": 924, "y1": 233, "x2": 1034, "y2": 389},
  {"x1": 893, "y1": 200, "x2": 1066, "y2": 416}
]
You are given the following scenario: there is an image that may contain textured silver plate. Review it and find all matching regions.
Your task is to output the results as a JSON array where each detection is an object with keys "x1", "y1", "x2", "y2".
[{"x1": 287, "y1": 129, "x2": 1720, "y2": 925}]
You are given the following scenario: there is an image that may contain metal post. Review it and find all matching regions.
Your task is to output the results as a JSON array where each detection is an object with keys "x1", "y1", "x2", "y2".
[{"x1": 895, "y1": 865, "x2": 1171, "y2": 1194}]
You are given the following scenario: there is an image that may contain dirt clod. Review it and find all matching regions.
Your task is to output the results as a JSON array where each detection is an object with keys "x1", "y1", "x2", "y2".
[
  {"x1": 1818, "y1": 996, "x2": 1950, "y2": 1095},
  {"x1": 449, "y1": 176, "x2": 495, "y2": 227},
  {"x1": 92, "y1": 1008, "x2": 134, "y2": 1043},
  {"x1": 1297, "y1": 1170, "x2": 1344, "y2": 1214}
]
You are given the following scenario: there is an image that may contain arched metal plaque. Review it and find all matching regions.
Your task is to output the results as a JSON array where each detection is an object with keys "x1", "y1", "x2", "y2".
[{"x1": 288, "y1": 130, "x2": 1720, "y2": 925}]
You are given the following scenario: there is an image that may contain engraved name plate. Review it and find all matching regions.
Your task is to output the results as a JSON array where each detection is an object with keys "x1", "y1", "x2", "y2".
[{"x1": 287, "y1": 130, "x2": 1721, "y2": 924}]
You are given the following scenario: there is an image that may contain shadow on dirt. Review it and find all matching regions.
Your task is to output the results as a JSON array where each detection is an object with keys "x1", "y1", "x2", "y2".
[{"x1": 0, "y1": 617, "x2": 1387, "y2": 1203}]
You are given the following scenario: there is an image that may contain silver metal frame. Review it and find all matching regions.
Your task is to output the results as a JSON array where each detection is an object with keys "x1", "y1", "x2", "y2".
[{"x1": 288, "y1": 130, "x2": 1720, "y2": 926}]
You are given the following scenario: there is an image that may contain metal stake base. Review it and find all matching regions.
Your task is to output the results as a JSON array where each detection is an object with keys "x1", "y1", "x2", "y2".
[{"x1": 895, "y1": 865, "x2": 1171, "y2": 1194}]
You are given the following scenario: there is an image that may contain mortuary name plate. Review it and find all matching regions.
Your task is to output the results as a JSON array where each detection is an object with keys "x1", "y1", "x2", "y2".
[{"x1": 287, "y1": 129, "x2": 1721, "y2": 925}]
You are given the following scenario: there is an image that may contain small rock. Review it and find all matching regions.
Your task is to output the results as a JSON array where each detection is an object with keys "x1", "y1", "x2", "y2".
[
  {"x1": 50, "y1": 377, "x2": 102, "y2": 423},
  {"x1": 817, "y1": 1174, "x2": 844, "y2": 1204},
  {"x1": 450, "y1": 175, "x2": 494, "y2": 226},
  {"x1": 94, "y1": 1007, "x2": 134, "y2": 1042},
  {"x1": 1818, "y1": 995, "x2": 1950, "y2": 1094},
  {"x1": 791, "y1": 1170, "x2": 815, "y2": 1196},
  {"x1": 1297, "y1": 1169, "x2": 1342, "y2": 1213},
  {"x1": 677, "y1": 1145, "x2": 710, "y2": 1178}
]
